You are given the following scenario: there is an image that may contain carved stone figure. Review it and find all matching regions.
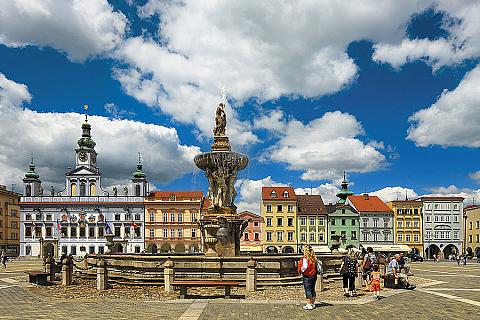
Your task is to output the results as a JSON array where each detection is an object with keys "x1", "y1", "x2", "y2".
[
  {"x1": 228, "y1": 168, "x2": 237, "y2": 208},
  {"x1": 39, "y1": 186, "x2": 44, "y2": 196},
  {"x1": 213, "y1": 103, "x2": 226, "y2": 136},
  {"x1": 112, "y1": 186, "x2": 117, "y2": 196},
  {"x1": 123, "y1": 186, "x2": 128, "y2": 196},
  {"x1": 50, "y1": 186, "x2": 55, "y2": 196}
]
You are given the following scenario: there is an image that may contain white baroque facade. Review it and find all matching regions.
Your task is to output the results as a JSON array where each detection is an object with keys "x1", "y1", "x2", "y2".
[
  {"x1": 420, "y1": 197, "x2": 464, "y2": 259},
  {"x1": 20, "y1": 116, "x2": 148, "y2": 257}
]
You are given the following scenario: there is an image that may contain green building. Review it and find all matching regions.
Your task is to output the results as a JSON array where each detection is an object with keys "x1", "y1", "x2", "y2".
[{"x1": 326, "y1": 174, "x2": 360, "y2": 249}]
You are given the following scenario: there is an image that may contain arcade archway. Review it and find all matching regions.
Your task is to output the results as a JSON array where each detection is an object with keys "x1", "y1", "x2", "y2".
[
  {"x1": 160, "y1": 243, "x2": 171, "y2": 253},
  {"x1": 443, "y1": 244, "x2": 458, "y2": 258},
  {"x1": 174, "y1": 243, "x2": 185, "y2": 253},
  {"x1": 425, "y1": 244, "x2": 440, "y2": 259},
  {"x1": 146, "y1": 243, "x2": 158, "y2": 254},
  {"x1": 266, "y1": 246, "x2": 278, "y2": 254},
  {"x1": 282, "y1": 246, "x2": 295, "y2": 253}
]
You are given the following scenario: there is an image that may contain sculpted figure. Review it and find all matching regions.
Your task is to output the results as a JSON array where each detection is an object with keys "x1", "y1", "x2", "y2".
[
  {"x1": 205, "y1": 168, "x2": 216, "y2": 208},
  {"x1": 123, "y1": 186, "x2": 128, "y2": 196},
  {"x1": 228, "y1": 168, "x2": 237, "y2": 207},
  {"x1": 113, "y1": 186, "x2": 118, "y2": 196},
  {"x1": 39, "y1": 186, "x2": 44, "y2": 196},
  {"x1": 213, "y1": 103, "x2": 226, "y2": 136}
]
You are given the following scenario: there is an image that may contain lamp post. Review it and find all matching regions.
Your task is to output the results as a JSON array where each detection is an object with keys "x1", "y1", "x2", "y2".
[{"x1": 463, "y1": 210, "x2": 468, "y2": 256}]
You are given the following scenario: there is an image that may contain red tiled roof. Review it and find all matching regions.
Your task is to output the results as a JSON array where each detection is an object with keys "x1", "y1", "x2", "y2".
[
  {"x1": 348, "y1": 195, "x2": 392, "y2": 213},
  {"x1": 464, "y1": 204, "x2": 480, "y2": 211},
  {"x1": 148, "y1": 191, "x2": 203, "y2": 199},
  {"x1": 297, "y1": 195, "x2": 327, "y2": 215},
  {"x1": 262, "y1": 187, "x2": 296, "y2": 201}
]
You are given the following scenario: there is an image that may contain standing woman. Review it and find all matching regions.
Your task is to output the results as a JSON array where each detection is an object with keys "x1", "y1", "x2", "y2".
[
  {"x1": 298, "y1": 245, "x2": 318, "y2": 310},
  {"x1": 340, "y1": 248, "x2": 358, "y2": 297}
]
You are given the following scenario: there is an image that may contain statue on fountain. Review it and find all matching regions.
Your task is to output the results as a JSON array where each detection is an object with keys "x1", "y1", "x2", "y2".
[{"x1": 194, "y1": 89, "x2": 249, "y2": 256}]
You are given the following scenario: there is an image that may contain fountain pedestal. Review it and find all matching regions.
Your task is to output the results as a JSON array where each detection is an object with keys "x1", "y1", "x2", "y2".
[{"x1": 200, "y1": 215, "x2": 243, "y2": 257}]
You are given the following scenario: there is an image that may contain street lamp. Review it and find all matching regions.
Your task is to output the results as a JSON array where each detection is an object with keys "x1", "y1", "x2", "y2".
[{"x1": 463, "y1": 210, "x2": 468, "y2": 256}]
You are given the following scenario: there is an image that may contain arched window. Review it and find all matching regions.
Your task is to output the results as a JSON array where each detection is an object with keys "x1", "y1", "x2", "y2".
[
  {"x1": 135, "y1": 184, "x2": 141, "y2": 196},
  {"x1": 283, "y1": 191, "x2": 289, "y2": 198},
  {"x1": 71, "y1": 183, "x2": 77, "y2": 196},
  {"x1": 26, "y1": 185, "x2": 32, "y2": 196},
  {"x1": 80, "y1": 182, "x2": 86, "y2": 196},
  {"x1": 89, "y1": 183, "x2": 96, "y2": 196}
]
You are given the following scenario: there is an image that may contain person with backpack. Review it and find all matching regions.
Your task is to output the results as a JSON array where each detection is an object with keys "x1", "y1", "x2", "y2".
[
  {"x1": 362, "y1": 247, "x2": 376, "y2": 291},
  {"x1": 298, "y1": 245, "x2": 321, "y2": 310},
  {"x1": 340, "y1": 248, "x2": 358, "y2": 297}
]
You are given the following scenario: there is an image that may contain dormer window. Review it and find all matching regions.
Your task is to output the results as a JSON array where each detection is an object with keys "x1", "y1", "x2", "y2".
[
  {"x1": 283, "y1": 191, "x2": 289, "y2": 198},
  {"x1": 270, "y1": 190, "x2": 277, "y2": 198}
]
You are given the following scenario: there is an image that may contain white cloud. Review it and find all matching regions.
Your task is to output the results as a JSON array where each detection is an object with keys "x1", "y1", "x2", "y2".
[
  {"x1": 0, "y1": 73, "x2": 32, "y2": 108},
  {"x1": 114, "y1": 0, "x2": 427, "y2": 144},
  {"x1": 469, "y1": 171, "x2": 480, "y2": 183},
  {"x1": 369, "y1": 186, "x2": 419, "y2": 202},
  {"x1": 0, "y1": 73, "x2": 200, "y2": 192},
  {"x1": 260, "y1": 111, "x2": 385, "y2": 181},
  {"x1": 235, "y1": 176, "x2": 287, "y2": 213},
  {"x1": 0, "y1": 0, "x2": 127, "y2": 61},
  {"x1": 407, "y1": 64, "x2": 480, "y2": 147},
  {"x1": 426, "y1": 185, "x2": 478, "y2": 203},
  {"x1": 104, "y1": 102, "x2": 135, "y2": 119},
  {"x1": 295, "y1": 183, "x2": 341, "y2": 205},
  {"x1": 373, "y1": 0, "x2": 480, "y2": 70}
]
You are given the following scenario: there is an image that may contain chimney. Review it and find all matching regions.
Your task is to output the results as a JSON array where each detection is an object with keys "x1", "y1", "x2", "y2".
[{"x1": 363, "y1": 193, "x2": 369, "y2": 200}]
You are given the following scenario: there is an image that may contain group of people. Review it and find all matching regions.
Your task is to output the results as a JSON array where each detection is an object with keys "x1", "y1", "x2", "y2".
[{"x1": 298, "y1": 246, "x2": 416, "y2": 310}]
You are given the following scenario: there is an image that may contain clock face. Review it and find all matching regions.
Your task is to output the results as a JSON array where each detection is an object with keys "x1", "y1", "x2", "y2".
[{"x1": 78, "y1": 152, "x2": 88, "y2": 162}]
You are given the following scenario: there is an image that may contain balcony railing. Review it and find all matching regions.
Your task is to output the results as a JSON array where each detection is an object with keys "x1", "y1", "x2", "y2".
[{"x1": 21, "y1": 196, "x2": 145, "y2": 203}]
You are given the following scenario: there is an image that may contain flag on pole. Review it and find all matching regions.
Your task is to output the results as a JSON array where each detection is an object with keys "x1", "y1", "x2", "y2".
[
  {"x1": 104, "y1": 217, "x2": 112, "y2": 234},
  {"x1": 131, "y1": 222, "x2": 138, "y2": 229}
]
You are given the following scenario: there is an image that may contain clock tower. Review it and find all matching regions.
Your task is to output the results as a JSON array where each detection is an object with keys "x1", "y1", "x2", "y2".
[{"x1": 75, "y1": 114, "x2": 98, "y2": 170}]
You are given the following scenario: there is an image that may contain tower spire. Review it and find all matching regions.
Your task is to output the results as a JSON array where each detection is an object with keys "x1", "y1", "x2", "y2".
[
  {"x1": 77, "y1": 105, "x2": 96, "y2": 149},
  {"x1": 336, "y1": 171, "x2": 353, "y2": 204}
]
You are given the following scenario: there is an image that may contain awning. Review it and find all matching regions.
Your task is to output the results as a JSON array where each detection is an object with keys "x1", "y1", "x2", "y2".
[
  {"x1": 361, "y1": 244, "x2": 411, "y2": 252},
  {"x1": 311, "y1": 245, "x2": 331, "y2": 253},
  {"x1": 240, "y1": 245, "x2": 263, "y2": 252}
]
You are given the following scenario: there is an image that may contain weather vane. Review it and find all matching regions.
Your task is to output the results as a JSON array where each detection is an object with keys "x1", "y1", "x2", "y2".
[{"x1": 84, "y1": 104, "x2": 89, "y2": 122}]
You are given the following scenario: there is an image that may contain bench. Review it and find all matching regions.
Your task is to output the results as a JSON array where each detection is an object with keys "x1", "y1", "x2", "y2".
[
  {"x1": 170, "y1": 280, "x2": 241, "y2": 299},
  {"x1": 26, "y1": 271, "x2": 49, "y2": 285}
]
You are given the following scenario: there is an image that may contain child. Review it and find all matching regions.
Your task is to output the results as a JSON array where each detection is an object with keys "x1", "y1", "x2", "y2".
[{"x1": 370, "y1": 264, "x2": 381, "y2": 300}]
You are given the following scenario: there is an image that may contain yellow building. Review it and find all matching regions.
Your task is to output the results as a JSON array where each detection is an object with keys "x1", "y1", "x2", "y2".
[
  {"x1": 464, "y1": 205, "x2": 480, "y2": 258},
  {"x1": 387, "y1": 200, "x2": 423, "y2": 256},
  {"x1": 0, "y1": 185, "x2": 21, "y2": 256},
  {"x1": 144, "y1": 191, "x2": 203, "y2": 253},
  {"x1": 261, "y1": 187, "x2": 297, "y2": 253}
]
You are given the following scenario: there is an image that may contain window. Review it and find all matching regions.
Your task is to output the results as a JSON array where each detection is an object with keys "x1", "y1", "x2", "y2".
[
  {"x1": 288, "y1": 232, "x2": 294, "y2": 241},
  {"x1": 191, "y1": 213, "x2": 197, "y2": 222},
  {"x1": 405, "y1": 234, "x2": 411, "y2": 242},
  {"x1": 469, "y1": 235, "x2": 472, "y2": 243},
  {"x1": 170, "y1": 212, "x2": 175, "y2": 222},
  {"x1": 277, "y1": 217, "x2": 283, "y2": 227},
  {"x1": 44, "y1": 227, "x2": 52, "y2": 237},
  {"x1": 98, "y1": 246, "x2": 104, "y2": 254},
  {"x1": 177, "y1": 228, "x2": 182, "y2": 238},
  {"x1": 351, "y1": 231, "x2": 356, "y2": 240},
  {"x1": 310, "y1": 217, "x2": 315, "y2": 226},
  {"x1": 445, "y1": 215, "x2": 450, "y2": 222},
  {"x1": 135, "y1": 184, "x2": 141, "y2": 196},
  {"x1": 277, "y1": 205, "x2": 283, "y2": 212},
  {"x1": 149, "y1": 212, "x2": 155, "y2": 222},
  {"x1": 266, "y1": 217, "x2": 272, "y2": 227},
  {"x1": 406, "y1": 221, "x2": 411, "y2": 228},
  {"x1": 164, "y1": 229, "x2": 168, "y2": 238},
  {"x1": 178, "y1": 212, "x2": 183, "y2": 222},
  {"x1": 384, "y1": 218, "x2": 389, "y2": 228},
  {"x1": 426, "y1": 215, "x2": 431, "y2": 222},
  {"x1": 192, "y1": 228, "x2": 197, "y2": 238},
  {"x1": 26, "y1": 213, "x2": 31, "y2": 220},
  {"x1": 62, "y1": 246, "x2": 67, "y2": 254},
  {"x1": 115, "y1": 214, "x2": 121, "y2": 221},
  {"x1": 135, "y1": 246, "x2": 141, "y2": 253},
  {"x1": 270, "y1": 190, "x2": 277, "y2": 198},
  {"x1": 253, "y1": 221, "x2": 259, "y2": 227},
  {"x1": 434, "y1": 215, "x2": 439, "y2": 222},
  {"x1": 89, "y1": 227, "x2": 95, "y2": 238},
  {"x1": 254, "y1": 232, "x2": 260, "y2": 241},
  {"x1": 11, "y1": 209, "x2": 18, "y2": 217},
  {"x1": 80, "y1": 182, "x2": 86, "y2": 196},
  {"x1": 170, "y1": 229, "x2": 175, "y2": 238},
  {"x1": 163, "y1": 213, "x2": 168, "y2": 222},
  {"x1": 373, "y1": 233, "x2": 378, "y2": 241},
  {"x1": 114, "y1": 226, "x2": 121, "y2": 237},
  {"x1": 453, "y1": 231, "x2": 459, "y2": 239},
  {"x1": 342, "y1": 209, "x2": 346, "y2": 214},
  {"x1": 301, "y1": 217, "x2": 307, "y2": 226},
  {"x1": 277, "y1": 231, "x2": 283, "y2": 241},
  {"x1": 476, "y1": 221, "x2": 479, "y2": 229},
  {"x1": 477, "y1": 234, "x2": 480, "y2": 242},
  {"x1": 384, "y1": 233, "x2": 389, "y2": 241},
  {"x1": 79, "y1": 227, "x2": 86, "y2": 238},
  {"x1": 319, "y1": 218, "x2": 324, "y2": 226},
  {"x1": 414, "y1": 234, "x2": 419, "y2": 242},
  {"x1": 45, "y1": 213, "x2": 51, "y2": 220},
  {"x1": 398, "y1": 234, "x2": 403, "y2": 242},
  {"x1": 341, "y1": 231, "x2": 346, "y2": 239},
  {"x1": 454, "y1": 204, "x2": 458, "y2": 210},
  {"x1": 373, "y1": 219, "x2": 378, "y2": 228},
  {"x1": 80, "y1": 246, "x2": 86, "y2": 253},
  {"x1": 244, "y1": 233, "x2": 249, "y2": 241},
  {"x1": 135, "y1": 213, "x2": 141, "y2": 221},
  {"x1": 61, "y1": 227, "x2": 67, "y2": 237},
  {"x1": 283, "y1": 191, "x2": 289, "y2": 198},
  {"x1": 266, "y1": 232, "x2": 272, "y2": 241},
  {"x1": 149, "y1": 229, "x2": 155, "y2": 238},
  {"x1": 287, "y1": 217, "x2": 294, "y2": 227},
  {"x1": 35, "y1": 227, "x2": 41, "y2": 237},
  {"x1": 453, "y1": 215, "x2": 459, "y2": 223},
  {"x1": 434, "y1": 204, "x2": 439, "y2": 210},
  {"x1": 89, "y1": 246, "x2": 95, "y2": 254},
  {"x1": 71, "y1": 246, "x2": 77, "y2": 255},
  {"x1": 319, "y1": 233, "x2": 324, "y2": 241},
  {"x1": 266, "y1": 205, "x2": 272, "y2": 212},
  {"x1": 331, "y1": 219, "x2": 336, "y2": 226},
  {"x1": 71, "y1": 226, "x2": 77, "y2": 237},
  {"x1": 98, "y1": 227, "x2": 104, "y2": 238},
  {"x1": 352, "y1": 219, "x2": 356, "y2": 226},
  {"x1": 287, "y1": 204, "x2": 294, "y2": 212},
  {"x1": 26, "y1": 184, "x2": 32, "y2": 196},
  {"x1": 426, "y1": 231, "x2": 431, "y2": 240},
  {"x1": 25, "y1": 226, "x2": 32, "y2": 237},
  {"x1": 397, "y1": 209, "x2": 402, "y2": 215},
  {"x1": 341, "y1": 219, "x2": 346, "y2": 226},
  {"x1": 310, "y1": 233, "x2": 315, "y2": 241},
  {"x1": 301, "y1": 233, "x2": 306, "y2": 241},
  {"x1": 363, "y1": 219, "x2": 368, "y2": 228},
  {"x1": 413, "y1": 220, "x2": 419, "y2": 228},
  {"x1": 10, "y1": 221, "x2": 17, "y2": 228},
  {"x1": 469, "y1": 222, "x2": 473, "y2": 230}
]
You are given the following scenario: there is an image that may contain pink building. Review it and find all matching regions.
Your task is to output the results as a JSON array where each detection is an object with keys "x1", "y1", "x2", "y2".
[{"x1": 239, "y1": 211, "x2": 263, "y2": 252}]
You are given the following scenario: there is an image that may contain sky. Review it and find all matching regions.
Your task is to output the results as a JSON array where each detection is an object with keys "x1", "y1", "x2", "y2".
[{"x1": 1, "y1": 0, "x2": 480, "y2": 213}]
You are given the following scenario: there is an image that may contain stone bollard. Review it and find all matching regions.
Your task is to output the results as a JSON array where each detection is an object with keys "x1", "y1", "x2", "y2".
[
  {"x1": 61, "y1": 256, "x2": 72, "y2": 286},
  {"x1": 163, "y1": 258, "x2": 175, "y2": 293},
  {"x1": 45, "y1": 256, "x2": 55, "y2": 282},
  {"x1": 246, "y1": 258, "x2": 257, "y2": 292},
  {"x1": 97, "y1": 258, "x2": 108, "y2": 291},
  {"x1": 355, "y1": 264, "x2": 363, "y2": 289}
]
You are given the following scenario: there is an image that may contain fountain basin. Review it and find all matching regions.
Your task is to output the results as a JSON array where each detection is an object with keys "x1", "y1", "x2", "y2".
[{"x1": 194, "y1": 151, "x2": 248, "y2": 171}]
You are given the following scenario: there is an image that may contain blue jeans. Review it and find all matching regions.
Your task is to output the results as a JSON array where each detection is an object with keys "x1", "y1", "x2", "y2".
[{"x1": 302, "y1": 275, "x2": 317, "y2": 299}]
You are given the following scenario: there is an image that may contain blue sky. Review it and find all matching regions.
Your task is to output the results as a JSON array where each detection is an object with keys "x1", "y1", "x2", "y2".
[{"x1": 1, "y1": 1, "x2": 480, "y2": 212}]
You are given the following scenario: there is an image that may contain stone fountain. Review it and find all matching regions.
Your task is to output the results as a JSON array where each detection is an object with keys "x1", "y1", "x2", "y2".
[{"x1": 194, "y1": 98, "x2": 248, "y2": 257}]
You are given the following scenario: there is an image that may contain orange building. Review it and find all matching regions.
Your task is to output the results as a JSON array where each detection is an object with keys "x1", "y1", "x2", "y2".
[
  {"x1": 239, "y1": 211, "x2": 263, "y2": 252},
  {"x1": 144, "y1": 191, "x2": 203, "y2": 253},
  {"x1": 0, "y1": 185, "x2": 21, "y2": 256}
]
